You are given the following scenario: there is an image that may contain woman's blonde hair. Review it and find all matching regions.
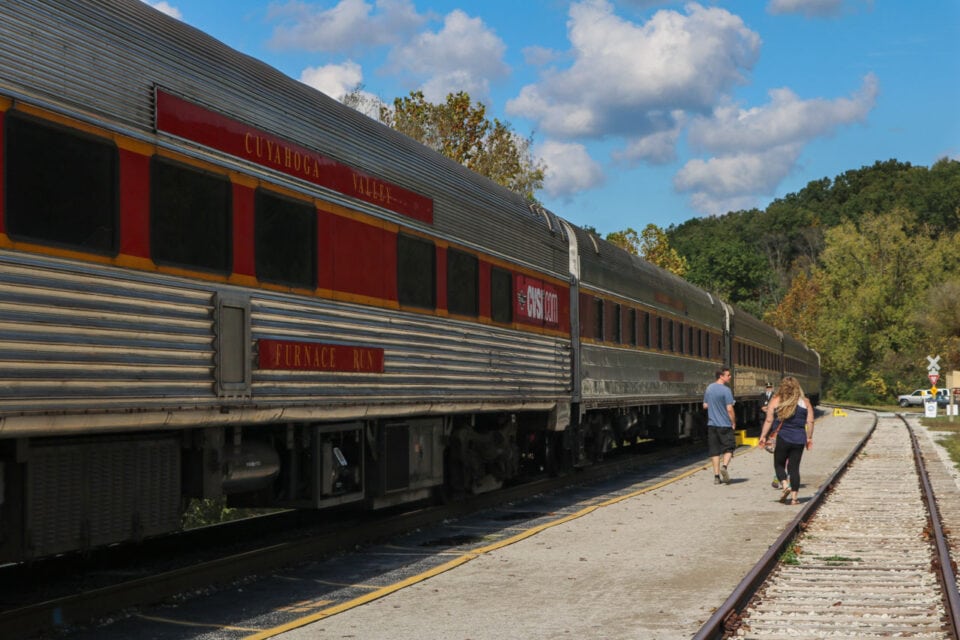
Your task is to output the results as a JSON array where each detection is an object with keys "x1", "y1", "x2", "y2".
[{"x1": 776, "y1": 376, "x2": 805, "y2": 420}]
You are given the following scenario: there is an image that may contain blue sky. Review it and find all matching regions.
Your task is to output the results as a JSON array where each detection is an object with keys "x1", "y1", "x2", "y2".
[{"x1": 143, "y1": 0, "x2": 960, "y2": 234}]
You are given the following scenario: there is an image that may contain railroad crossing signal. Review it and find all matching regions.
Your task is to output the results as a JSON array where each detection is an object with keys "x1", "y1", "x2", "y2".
[{"x1": 928, "y1": 355, "x2": 941, "y2": 394}]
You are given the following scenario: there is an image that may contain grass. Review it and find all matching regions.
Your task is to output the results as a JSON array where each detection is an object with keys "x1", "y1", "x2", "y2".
[
  {"x1": 923, "y1": 415, "x2": 960, "y2": 471},
  {"x1": 780, "y1": 541, "x2": 801, "y2": 565}
]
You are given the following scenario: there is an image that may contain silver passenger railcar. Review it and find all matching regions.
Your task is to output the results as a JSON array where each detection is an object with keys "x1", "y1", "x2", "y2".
[{"x1": 0, "y1": 0, "x2": 820, "y2": 562}]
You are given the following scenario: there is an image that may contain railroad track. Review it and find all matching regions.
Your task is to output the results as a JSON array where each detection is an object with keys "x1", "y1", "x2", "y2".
[{"x1": 697, "y1": 412, "x2": 960, "y2": 639}]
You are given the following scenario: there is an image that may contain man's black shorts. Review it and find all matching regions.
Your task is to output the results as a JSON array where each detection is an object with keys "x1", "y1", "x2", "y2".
[{"x1": 707, "y1": 426, "x2": 736, "y2": 456}]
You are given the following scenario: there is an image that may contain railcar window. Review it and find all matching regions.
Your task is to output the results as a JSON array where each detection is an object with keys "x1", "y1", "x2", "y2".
[
  {"x1": 642, "y1": 312, "x2": 651, "y2": 348},
  {"x1": 447, "y1": 249, "x2": 478, "y2": 317},
  {"x1": 656, "y1": 317, "x2": 664, "y2": 350},
  {"x1": 594, "y1": 298, "x2": 604, "y2": 341},
  {"x1": 6, "y1": 113, "x2": 118, "y2": 254},
  {"x1": 627, "y1": 308, "x2": 637, "y2": 346},
  {"x1": 490, "y1": 267, "x2": 513, "y2": 323},
  {"x1": 397, "y1": 233, "x2": 436, "y2": 309},
  {"x1": 151, "y1": 158, "x2": 230, "y2": 273},
  {"x1": 255, "y1": 190, "x2": 316, "y2": 289}
]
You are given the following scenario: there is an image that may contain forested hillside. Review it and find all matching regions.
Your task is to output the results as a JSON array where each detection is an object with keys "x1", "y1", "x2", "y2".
[{"x1": 667, "y1": 158, "x2": 960, "y2": 403}]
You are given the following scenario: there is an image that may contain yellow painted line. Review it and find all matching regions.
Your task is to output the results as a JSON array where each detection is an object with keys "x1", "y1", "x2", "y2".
[
  {"x1": 137, "y1": 614, "x2": 260, "y2": 631},
  {"x1": 242, "y1": 459, "x2": 711, "y2": 640},
  {"x1": 278, "y1": 599, "x2": 334, "y2": 614},
  {"x1": 303, "y1": 579, "x2": 380, "y2": 590}
]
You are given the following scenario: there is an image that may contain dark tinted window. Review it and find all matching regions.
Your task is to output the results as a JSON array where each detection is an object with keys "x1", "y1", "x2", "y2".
[
  {"x1": 627, "y1": 309, "x2": 637, "y2": 346},
  {"x1": 398, "y1": 233, "x2": 435, "y2": 309},
  {"x1": 6, "y1": 113, "x2": 117, "y2": 254},
  {"x1": 446, "y1": 249, "x2": 478, "y2": 317},
  {"x1": 151, "y1": 157, "x2": 230, "y2": 273},
  {"x1": 255, "y1": 190, "x2": 316, "y2": 288},
  {"x1": 491, "y1": 267, "x2": 513, "y2": 324}
]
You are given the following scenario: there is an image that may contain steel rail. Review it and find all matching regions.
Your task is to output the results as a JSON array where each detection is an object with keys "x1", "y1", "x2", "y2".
[
  {"x1": 909, "y1": 417, "x2": 960, "y2": 638},
  {"x1": 692, "y1": 407, "x2": 877, "y2": 640}
]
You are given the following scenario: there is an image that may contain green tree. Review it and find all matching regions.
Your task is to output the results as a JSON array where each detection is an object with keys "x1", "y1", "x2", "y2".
[
  {"x1": 638, "y1": 224, "x2": 688, "y2": 277},
  {"x1": 669, "y1": 214, "x2": 771, "y2": 315},
  {"x1": 605, "y1": 228, "x2": 640, "y2": 256},
  {"x1": 915, "y1": 280, "x2": 960, "y2": 373},
  {"x1": 764, "y1": 270, "x2": 820, "y2": 345},
  {"x1": 343, "y1": 88, "x2": 546, "y2": 201},
  {"x1": 810, "y1": 208, "x2": 956, "y2": 400}
]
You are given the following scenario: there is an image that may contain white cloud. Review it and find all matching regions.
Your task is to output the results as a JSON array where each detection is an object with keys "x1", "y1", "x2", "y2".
[
  {"x1": 271, "y1": 3, "x2": 508, "y2": 103},
  {"x1": 384, "y1": 9, "x2": 509, "y2": 101},
  {"x1": 507, "y1": 1, "x2": 761, "y2": 139},
  {"x1": 766, "y1": 0, "x2": 872, "y2": 18},
  {"x1": 299, "y1": 61, "x2": 364, "y2": 100},
  {"x1": 536, "y1": 141, "x2": 605, "y2": 199},
  {"x1": 268, "y1": 0, "x2": 424, "y2": 53},
  {"x1": 144, "y1": 1, "x2": 182, "y2": 19},
  {"x1": 614, "y1": 115, "x2": 685, "y2": 164},
  {"x1": 675, "y1": 144, "x2": 803, "y2": 200},
  {"x1": 674, "y1": 74, "x2": 879, "y2": 214},
  {"x1": 687, "y1": 73, "x2": 879, "y2": 153}
]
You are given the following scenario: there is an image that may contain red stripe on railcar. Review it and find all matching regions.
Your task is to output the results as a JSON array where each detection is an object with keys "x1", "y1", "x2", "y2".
[
  {"x1": 232, "y1": 183, "x2": 256, "y2": 277},
  {"x1": 155, "y1": 89, "x2": 433, "y2": 224},
  {"x1": 118, "y1": 149, "x2": 151, "y2": 257},
  {"x1": 329, "y1": 214, "x2": 396, "y2": 301}
]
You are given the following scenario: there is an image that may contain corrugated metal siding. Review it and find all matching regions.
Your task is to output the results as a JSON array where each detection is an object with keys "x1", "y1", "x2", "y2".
[
  {"x1": 0, "y1": 249, "x2": 571, "y2": 420},
  {"x1": 251, "y1": 294, "x2": 571, "y2": 404},
  {"x1": 0, "y1": 0, "x2": 570, "y2": 278},
  {"x1": 0, "y1": 253, "x2": 214, "y2": 412},
  {"x1": 579, "y1": 346, "x2": 713, "y2": 405}
]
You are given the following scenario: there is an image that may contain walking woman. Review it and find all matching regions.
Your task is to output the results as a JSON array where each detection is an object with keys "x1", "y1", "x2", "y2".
[{"x1": 757, "y1": 376, "x2": 814, "y2": 505}]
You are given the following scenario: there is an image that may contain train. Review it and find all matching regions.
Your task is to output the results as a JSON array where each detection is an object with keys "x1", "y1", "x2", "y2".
[{"x1": 0, "y1": 0, "x2": 819, "y2": 563}]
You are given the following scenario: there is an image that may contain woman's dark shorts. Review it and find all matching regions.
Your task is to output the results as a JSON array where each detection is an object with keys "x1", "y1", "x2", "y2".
[{"x1": 707, "y1": 427, "x2": 737, "y2": 456}]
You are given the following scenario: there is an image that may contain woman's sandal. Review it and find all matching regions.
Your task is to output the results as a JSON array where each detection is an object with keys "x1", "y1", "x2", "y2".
[
  {"x1": 780, "y1": 487, "x2": 790, "y2": 503},
  {"x1": 789, "y1": 499, "x2": 800, "y2": 505}
]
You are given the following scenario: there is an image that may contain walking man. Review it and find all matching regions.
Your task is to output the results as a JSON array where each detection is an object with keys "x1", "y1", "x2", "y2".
[{"x1": 703, "y1": 368, "x2": 736, "y2": 484}]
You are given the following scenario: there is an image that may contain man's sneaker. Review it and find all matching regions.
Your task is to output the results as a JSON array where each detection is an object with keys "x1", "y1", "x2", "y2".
[
  {"x1": 720, "y1": 466, "x2": 730, "y2": 484},
  {"x1": 714, "y1": 475, "x2": 721, "y2": 485}
]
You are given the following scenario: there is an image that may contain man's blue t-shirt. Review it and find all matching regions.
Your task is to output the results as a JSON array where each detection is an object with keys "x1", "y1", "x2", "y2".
[{"x1": 704, "y1": 382, "x2": 735, "y2": 427}]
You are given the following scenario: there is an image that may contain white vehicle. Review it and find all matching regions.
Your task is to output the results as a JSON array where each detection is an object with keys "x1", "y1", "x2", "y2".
[{"x1": 897, "y1": 389, "x2": 949, "y2": 407}]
